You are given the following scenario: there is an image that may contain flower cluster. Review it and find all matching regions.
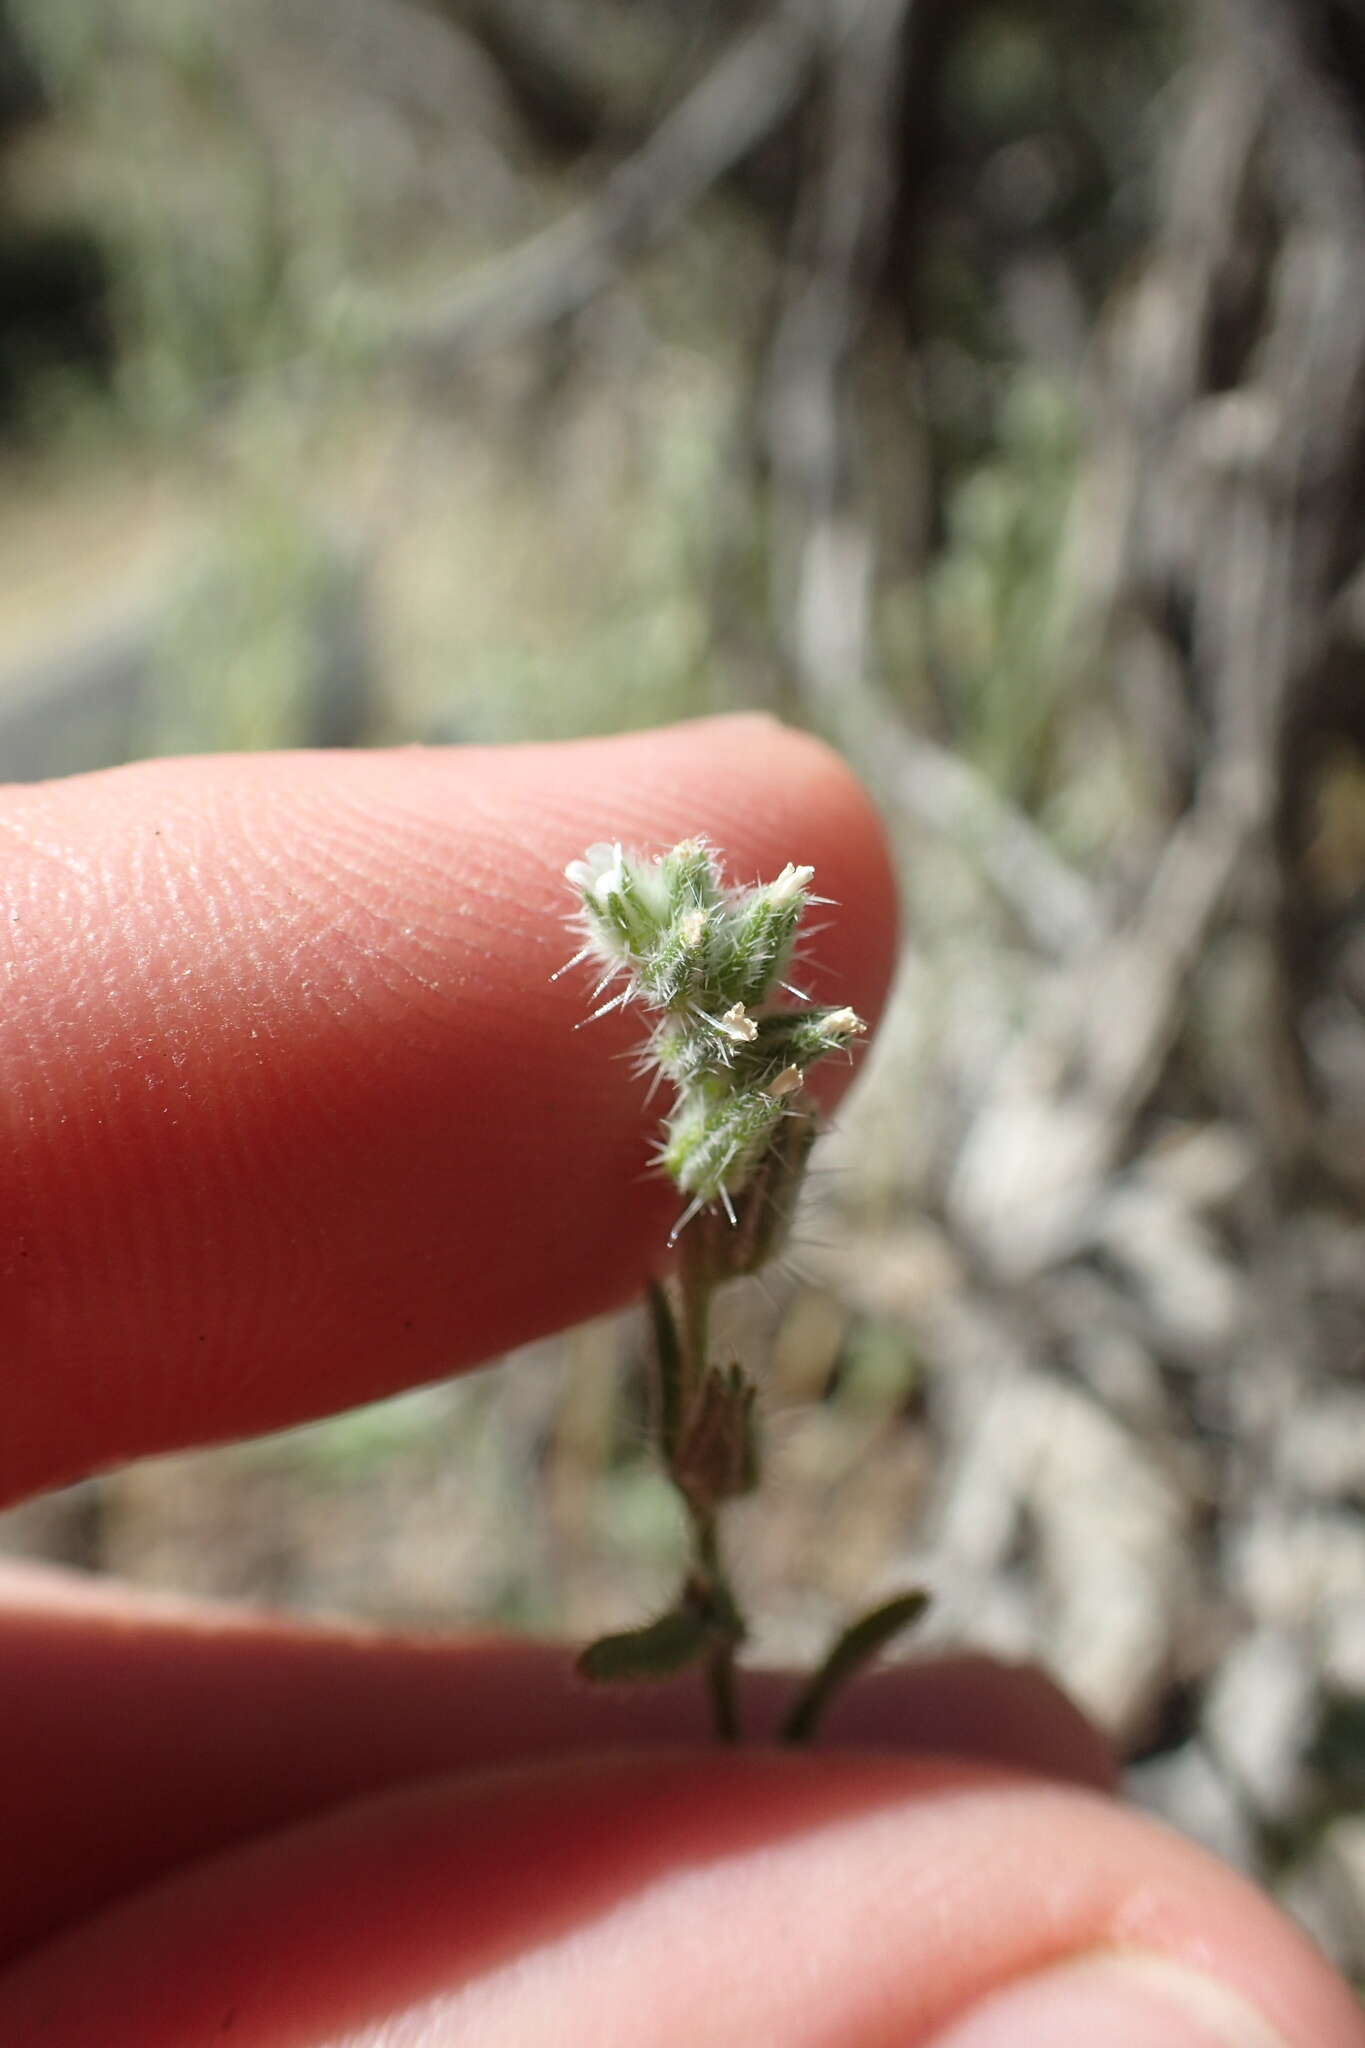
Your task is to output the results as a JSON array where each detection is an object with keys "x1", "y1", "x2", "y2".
[{"x1": 563, "y1": 838, "x2": 865, "y2": 1239}]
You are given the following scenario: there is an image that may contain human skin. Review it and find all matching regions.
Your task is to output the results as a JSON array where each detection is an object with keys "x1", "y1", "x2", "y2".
[{"x1": 0, "y1": 716, "x2": 1360, "y2": 2045}]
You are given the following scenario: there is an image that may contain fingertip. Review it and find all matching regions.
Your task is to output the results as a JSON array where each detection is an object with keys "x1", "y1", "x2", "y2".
[{"x1": 1, "y1": 721, "x2": 897, "y2": 1498}]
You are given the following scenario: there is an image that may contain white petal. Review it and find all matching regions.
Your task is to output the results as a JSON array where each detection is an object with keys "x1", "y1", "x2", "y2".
[
  {"x1": 718, "y1": 1002, "x2": 758, "y2": 1043},
  {"x1": 566, "y1": 842, "x2": 622, "y2": 893},
  {"x1": 768, "y1": 862, "x2": 814, "y2": 906},
  {"x1": 592, "y1": 852, "x2": 628, "y2": 905}
]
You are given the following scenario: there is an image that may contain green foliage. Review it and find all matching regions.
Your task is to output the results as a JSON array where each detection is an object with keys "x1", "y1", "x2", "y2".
[
  {"x1": 14, "y1": 0, "x2": 375, "y2": 432},
  {"x1": 11, "y1": 0, "x2": 106, "y2": 85},
  {"x1": 148, "y1": 489, "x2": 333, "y2": 754},
  {"x1": 835, "y1": 1316, "x2": 923, "y2": 1414},
  {"x1": 423, "y1": 406, "x2": 726, "y2": 747},
  {"x1": 887, "y1": 369, "x2": 1080, "y2": 804},
  {"x1": 258, "y1": 1386, "x2": 460, "y2": 1481}
]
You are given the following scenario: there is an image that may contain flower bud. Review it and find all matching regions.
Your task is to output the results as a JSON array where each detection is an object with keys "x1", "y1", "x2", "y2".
[
  {"x1": 674, "y1": 1363, "x2": 760, "y2": 1507},
  {"x1": 661, "y1": 1083, "x2": 786, "y2": 1205}
]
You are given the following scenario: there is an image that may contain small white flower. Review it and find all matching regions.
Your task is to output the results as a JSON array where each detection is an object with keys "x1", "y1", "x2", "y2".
[
  {"x1": 565, "y1": 841, "x2": 629, "y2": 908},
  {"x1": 680, "y1": 907, "x2": 708, "y2": 947},
  {"x1": 823, "y1": 1006, "x2": 866, "y2": 1039},
  {"x1": 767, "y1": 1065, "x2": 804, "y2": 1098},
  {"x1": 565, "y1": 841, "x2": 616, "y2": 892},
  {"x1": 717, "y1": 1002, "x2": 758, "y2": 1044},
  {"x1": 768, "y1": 862, "x2": 815, "y2": 906}
]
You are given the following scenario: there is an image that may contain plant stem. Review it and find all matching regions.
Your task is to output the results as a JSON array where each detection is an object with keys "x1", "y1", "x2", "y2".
[
  {"x1": 705, "y1": 1633, "x2": 742, "y2": 1743},
  {"x1": 651, "y1": 1255, "x2": 745, "y2": 1743},
  {"x1": 645, "y1": 1279, "x2": 684, "y2": 1459},
  {"x1": 678, "y1": 1238, "x2": 711, "y2": 1401},
  {"x1": 693, "y1": 1506, "x2": 741, "y2": 1743}
]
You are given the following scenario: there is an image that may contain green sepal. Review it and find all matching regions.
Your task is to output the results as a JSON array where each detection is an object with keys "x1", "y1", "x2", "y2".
[
  {"x1": 637, "y1": 911, "x2": 712, "y2": 1010},
  {"x1": 662, "y1": 1083, "x2": 785, "y2": 1203},
  {"x1": 738, "y1": 1007, "x2": 863, "y2": 1084},
  {"x1": 710, "y1": 886, "x2": 805, "y2": 1008},
  {"x1": 659, "y1": 838, "x2": 724, "y2": 913},
  {"x1": 650, "y1": 1015, "x2": 714, "y2": 1087},
  {"x1": 683, "y1": 1110, "x2": 817, "y2": 1280}
]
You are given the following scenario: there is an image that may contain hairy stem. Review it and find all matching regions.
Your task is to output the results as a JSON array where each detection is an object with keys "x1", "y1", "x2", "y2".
[
  {"x1": 678, "y1": 1237, "x2": 711, "y2": 1400},
  {"x1": 692, "y1": 1506, "x2": 742, "y2": 1744},
  {"x1": 653, "y1": 1257, "x2": 746, "y2": 1743}
]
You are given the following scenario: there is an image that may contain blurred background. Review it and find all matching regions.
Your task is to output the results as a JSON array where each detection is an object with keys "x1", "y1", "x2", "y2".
[{"x1": 2, "y1": 0, "x2": 1364, "y2": 1984}]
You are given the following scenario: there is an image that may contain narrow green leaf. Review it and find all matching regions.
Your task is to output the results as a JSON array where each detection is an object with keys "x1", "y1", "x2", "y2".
[
  {"x1": 577, "y1": 1604, "x2": 712, "y2": 1685},
  {"x1": 781, "y1": 1590, "x2": 930, "y2": 1744}
]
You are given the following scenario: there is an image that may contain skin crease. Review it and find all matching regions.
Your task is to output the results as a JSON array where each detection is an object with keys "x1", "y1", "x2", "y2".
[{"x1": 0, "y1": 719, "x2": 1361, "y2": 2046}]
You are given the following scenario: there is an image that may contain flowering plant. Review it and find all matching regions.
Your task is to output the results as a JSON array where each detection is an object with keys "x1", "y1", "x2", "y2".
[{"x1": 562, "y1": 837, "x2": 925, "y2": 1741}]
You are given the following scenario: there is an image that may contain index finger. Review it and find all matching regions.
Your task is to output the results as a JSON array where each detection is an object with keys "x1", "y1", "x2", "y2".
[{"x1": 1, "y1": 717, "x2": 897, "y2": 1504}]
